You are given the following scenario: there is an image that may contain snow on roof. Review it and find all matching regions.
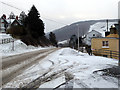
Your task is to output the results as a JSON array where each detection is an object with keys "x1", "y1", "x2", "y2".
[
  {"x1": 89, "y1": 22, "x2": 118, "y2": 37},
  {"x1": 6, "y1": 19, "x2": 15, "y2": 24}
]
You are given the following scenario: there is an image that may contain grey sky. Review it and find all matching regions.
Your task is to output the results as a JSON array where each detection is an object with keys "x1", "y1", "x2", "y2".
[{"x1": 0, "y1": 0, "x2": 119, "y2": 32}]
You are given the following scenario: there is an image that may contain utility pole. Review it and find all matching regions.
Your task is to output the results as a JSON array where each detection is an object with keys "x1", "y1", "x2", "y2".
[
  {"x1": 118, "y1": 1, "x2": 120, "y2": 67},
  {"x1": 118, "y1": 2, "x2": 120, "y2": 89},
  {"x1": 118, "y1": 19, "x2": 120, "y2": 67},
  {"x1": 118, "y1": 17, "x2": 120, "y2": 90},
  {"x1": 77, "y1": 24, "x2": 79, "y2": 52}
]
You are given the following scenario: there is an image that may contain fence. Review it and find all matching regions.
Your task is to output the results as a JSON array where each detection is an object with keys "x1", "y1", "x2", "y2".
[
  {"x1": 0, "y1": 38, "x2": 14, "y2": 44},
  {"x1": 92, "y1": 49, "x2": 119, "y2": 60}
]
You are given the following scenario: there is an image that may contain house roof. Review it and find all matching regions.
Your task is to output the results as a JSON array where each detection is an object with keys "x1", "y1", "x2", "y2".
[
  {"x1": 92, "y1": 37, "x2": 118, "y2": 40},
  {"x1": 0, "y1": 17, "x2": 8, "y2": 24},
  {"x1": 86, "y1": 30, "x2": 102, "y2": 35},
  {"x1": 6, "y1": 19, "x2": 15, "y2": 24},
  {"x1": 11, "y1": 19, "x2": 22, "y2": 25},
  {"x1": 107, "y1": 34, "x2": 119, "y2": 38},
  {"x1": 6, "y1": 19, "x2": 22, "y2": 26}
]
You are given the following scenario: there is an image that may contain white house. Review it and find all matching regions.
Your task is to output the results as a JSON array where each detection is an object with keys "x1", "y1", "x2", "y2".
[{"x1": 84, "y1": 30, "x2": 102, "y2": 46}]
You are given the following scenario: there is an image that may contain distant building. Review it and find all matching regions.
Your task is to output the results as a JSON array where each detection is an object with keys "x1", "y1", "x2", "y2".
[
  {"x1": 84, "y1": 30, "x2": 102, "y2": 46},
  {"x1": 91, "y1": 24, "x2": 119, "y2": 59},
  {"x1": 0, "y1": 15, "x2": 9, "y2": 33},
  {"x1": 11, "y1": 19, "x2": 21, "y2": 27},
  {"x1": 0, "y1": 14, "x2": 21, "y2": 33}
]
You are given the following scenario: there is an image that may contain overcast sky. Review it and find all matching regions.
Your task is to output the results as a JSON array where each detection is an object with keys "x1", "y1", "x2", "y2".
[{"x1": 0, "y1": 0, "x2": 119, "y2": 32}]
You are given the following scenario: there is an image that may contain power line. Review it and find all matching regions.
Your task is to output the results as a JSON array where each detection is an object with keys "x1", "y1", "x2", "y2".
[
  {"x1": 0, "y1": 1, "x2": 23, "y2": 11},
  {"x1": 42, "y1": 17, "x2": 68, "y2": 26},
  {"x1": 0, "y1": 1, "x2": 68, "y2": 26}
]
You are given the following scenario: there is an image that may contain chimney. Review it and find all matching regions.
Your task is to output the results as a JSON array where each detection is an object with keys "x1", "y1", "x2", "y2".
[
  {"x1": 16, "y1": 16, "x2": 18, "y2": 20},
  {"x1": 105, "y1": 19, "x2": 110, "y2": 37},
  {"x1": 106, "y1": 19, "x2": 108, "y2": 32}
]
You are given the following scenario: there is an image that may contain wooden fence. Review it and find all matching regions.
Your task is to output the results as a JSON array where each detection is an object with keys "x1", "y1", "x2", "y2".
[
  {"x1": 92, "y1": 49, "x2": 119, "y2": 60},
  {"x1": 0, "y1": 38, "x2": 14, "y2": 44}
]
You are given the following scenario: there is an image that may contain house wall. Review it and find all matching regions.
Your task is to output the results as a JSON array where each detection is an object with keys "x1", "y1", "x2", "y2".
[
  {"x1": 84, "y1": 30, "x2": 102, "y2": 45},
  {"x1": 92, "y1": 38, "x2": 119, "y2": 51},
  {"x1": 91, "y1": 38, "x2": 119, "y2": 59},
  {"x1": 0, "y1": 19, "x2": 5, "y2": 33}
]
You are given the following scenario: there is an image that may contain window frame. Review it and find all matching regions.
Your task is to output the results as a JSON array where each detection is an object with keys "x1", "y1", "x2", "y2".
[{"x1": 102, "y1": 41, "x2": 109, "y2": 48}]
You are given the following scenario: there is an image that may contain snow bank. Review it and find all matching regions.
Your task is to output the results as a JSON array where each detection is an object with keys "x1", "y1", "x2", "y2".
[
  {"x1": 59, "y1": 48, "x2": 78, "y2": 56},
  {"x1": 0, "y1": 39, "x2": 52, "y2": 57}
]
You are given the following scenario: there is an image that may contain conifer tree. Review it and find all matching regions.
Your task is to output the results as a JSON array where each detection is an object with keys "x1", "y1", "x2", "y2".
[
  {"x1": 24, "y1": 5, "x2": 45, "y2": 38},
  {"x1": 19, "y1": 11, "x2": 26, "y2": 24},
  {"x1": 49, "y1": 32, "x2": 57, "y2": 47},
  {"x1": 9, "y1": 12, "x2": 15, "y2": 19}
]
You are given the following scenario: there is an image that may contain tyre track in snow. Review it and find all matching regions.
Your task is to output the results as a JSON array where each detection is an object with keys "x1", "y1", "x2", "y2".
[
  {"x1": 2, "y1": 49, "x2": 55, "y2": 70},
  {"x1": 1, "y1": 48, "x2": 59, "y2": 86},
  {"x1": 74, "y1": 79, "x2": 90, "y2": 88},
  {"x1": 23, "y1": 65, "x2": 74, "y2": 89}
]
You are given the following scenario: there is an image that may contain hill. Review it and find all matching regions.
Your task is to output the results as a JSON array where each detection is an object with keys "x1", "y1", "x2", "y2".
[{"x1": 46, "y1": 19, "x2": 118, "y2": 42}]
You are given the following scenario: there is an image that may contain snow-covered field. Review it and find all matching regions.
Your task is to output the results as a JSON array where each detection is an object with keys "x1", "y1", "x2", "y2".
[
  {"x1": 89, "y1": 21, "x2": 118, "y2": 37},
  {"x1": 2, "y1": 48, "x2": 118, "y2": 88}
]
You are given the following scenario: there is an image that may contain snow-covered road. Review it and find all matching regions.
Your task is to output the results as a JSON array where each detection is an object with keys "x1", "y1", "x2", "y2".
[
  {"x1": 1, "y1": 48, "x2": 59, "y2": 87},
  {"x1": 2, "y1": 48, "x2": 119, "y2": 89}
]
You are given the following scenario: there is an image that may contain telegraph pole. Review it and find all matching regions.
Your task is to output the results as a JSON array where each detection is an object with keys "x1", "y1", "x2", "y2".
[
  {"x1": 118, "y1": 1, "x2": 120, "y2": 67},
  {"x1": 77, "y1": 24, "x2": 79, "y2": 52},
  {"x1": 118, "y1": 2, "x2": 120, "y2": 89},
  {"x1": 118, "y1": 21, "x2": 120, "y2": 71},
  {"x1": 118, "y1": 16, "x2": 120, "y2": 90}
]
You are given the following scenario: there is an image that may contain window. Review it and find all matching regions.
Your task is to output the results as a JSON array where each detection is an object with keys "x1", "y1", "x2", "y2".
[
  {"x1": 93, "y1": 34, "x2": 95, "y2": 36},
  {"x1": 1, "y1": 23, "x2": 4, "y2": 27},
  {"x1": 14, "y1": 23, "x2": 18, "y2": 26},
  {"x1": 102, "y1": 41, "x2": 109, "y2": 48},
  {"x1": 103, "y1": 55, "x2": 108, "y2": 57}
]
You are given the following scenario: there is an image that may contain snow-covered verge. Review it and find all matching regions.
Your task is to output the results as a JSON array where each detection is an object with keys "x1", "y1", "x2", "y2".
[
  {"x1": 2, "y1": 48, "x2": 118, "y2": 88},
  {"x1": 0, "y1": 39, "x2": 54, "y2": 57},
  {"x1": 89, "y1": 22, "x2": 118, "y2": 37},
  {"x1": 0, "y1": 33, "x2": 54, "y2": 57},
  {"x1": 0, "y1": 33, "x2": 12, "y2": 39}
]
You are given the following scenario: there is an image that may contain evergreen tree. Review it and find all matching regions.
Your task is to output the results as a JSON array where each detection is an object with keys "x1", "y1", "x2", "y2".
[
  {"x1": 19, "y1": 11, "x2": 27, "y2": 24},
  {"x1": 49, "y1": 32, "x2": 57, "y2": 47},
  {"x1": 24, "y1": 5, "x2": 45, "y2": 38},
  {"x1": 76, "y1": 36, "x2": 82, "y2": 45},
  {"x1": 69, "y1": 35, "x2": 77, "y2": 48},
  {"x1": 9, "y1": 12, "x2": 15, "y2": 19}
]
